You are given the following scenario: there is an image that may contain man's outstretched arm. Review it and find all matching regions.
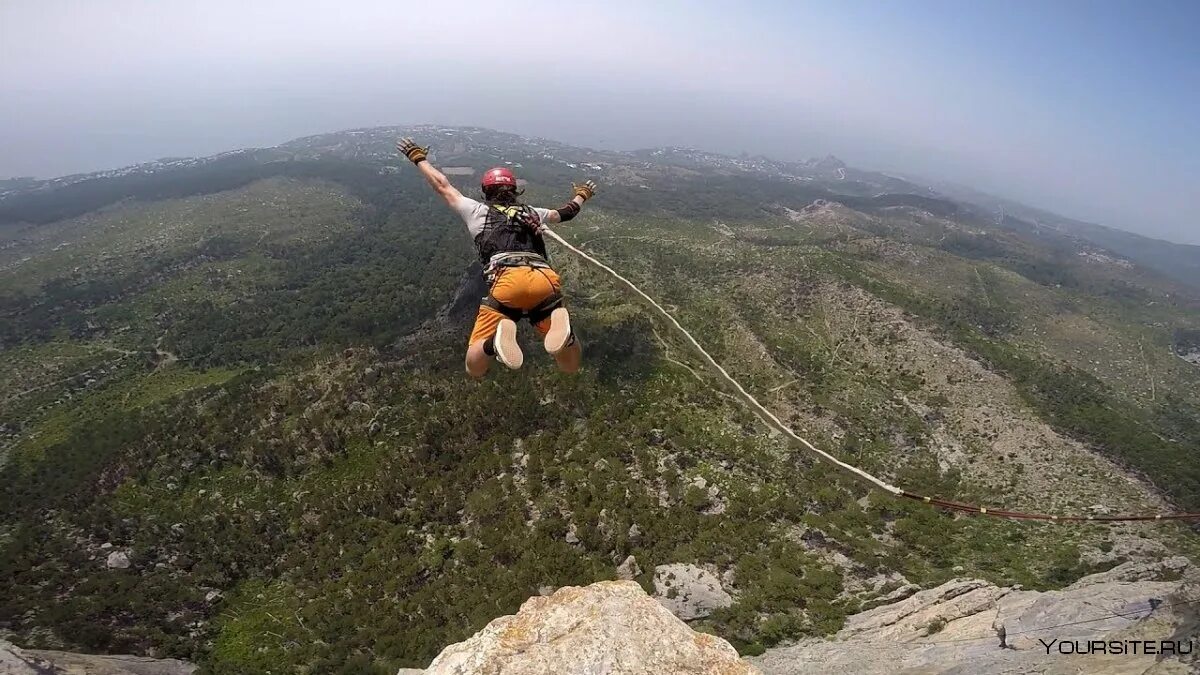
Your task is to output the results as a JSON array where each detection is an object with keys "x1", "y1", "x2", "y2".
[
  {"x1": 397, "y1": 137, "x2": 463, "y2": 207},
  {"x1": 542, "y1": 180, "x2": 597, "y2": 225}
]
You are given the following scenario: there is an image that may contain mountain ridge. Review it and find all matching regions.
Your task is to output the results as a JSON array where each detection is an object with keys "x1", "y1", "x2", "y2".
[{"x1": 4, "y1": 124, "x2": 1195, "y2": 291}]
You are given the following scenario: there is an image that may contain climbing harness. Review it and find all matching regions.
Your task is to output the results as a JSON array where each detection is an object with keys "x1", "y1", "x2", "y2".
[
  {"x1": 479, "y1": 252, "x2": 565, "y2": 324},
  {"x1": 543, "y1": 227, "x2": 1200, "y2": 524},
  {"x1": 474, "y1": 203, "x2": 548, "y2": 265},
  {"x1": 472, "y1": 201, "x2": 565, "y2": 324}
]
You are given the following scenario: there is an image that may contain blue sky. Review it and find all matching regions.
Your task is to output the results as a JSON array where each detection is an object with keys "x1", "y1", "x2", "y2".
[
  {"x1": 656, "y1": 0, "x2": 1199, "y2": 241},
  {"x1": 1, "y1": 0, "x2": 1197, "y2": 242}
]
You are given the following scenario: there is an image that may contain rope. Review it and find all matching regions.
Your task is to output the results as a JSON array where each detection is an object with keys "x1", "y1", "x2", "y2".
[
  {"x1": 542, "y1": 227, "x2": 1200, "y2": 523},
  {"x1": 544, "y1": 228, "x2": 901, "y2": 495}
]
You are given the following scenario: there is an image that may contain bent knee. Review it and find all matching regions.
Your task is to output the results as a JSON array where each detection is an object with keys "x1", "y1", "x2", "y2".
[
  {"x1": 465, "y1": 354, "x2": 489, "y2": 379},
  {"x1": 555, "y1": 343, "x2": 582, "y2": 374}
]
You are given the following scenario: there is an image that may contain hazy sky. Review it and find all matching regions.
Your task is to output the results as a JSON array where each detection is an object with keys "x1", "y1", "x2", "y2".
[{"x1": 2, "y1": 0, "x2": 1197, "y2": 243}]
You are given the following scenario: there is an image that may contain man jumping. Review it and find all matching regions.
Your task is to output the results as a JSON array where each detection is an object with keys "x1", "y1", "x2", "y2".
[{"x1": 397, "y1": 137, "x2": 597, "y2": 378}]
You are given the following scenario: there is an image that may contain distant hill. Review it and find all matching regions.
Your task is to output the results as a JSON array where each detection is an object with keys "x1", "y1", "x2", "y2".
[
  {"x1": 8, "y1": 131, "x2": 1192, "y2": 292},
  {"x1": 1057, "y1": 218, "x2": 1200, "y2": 290},
  {"x1": 811, "y1": 154, "x2": 847, "y2": 170},
  {"x1": 930, "y1": 181, "x2": 1200, "y2": 291}
]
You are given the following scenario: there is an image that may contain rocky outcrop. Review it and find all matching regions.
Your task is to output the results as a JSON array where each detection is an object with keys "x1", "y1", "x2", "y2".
[
  {"x1": 616, "y1": 555, "x2": 642, "y2": 581},
  {"x1": 0, "y1": 640, "x2": 196, "y2": 675},
  {"x1": 749, "y1": 556, "x2": 1199, "y2": 675},
  {"x1": 653, "y1": 563, "x2": 734, "y2": 620},
  {"x1": 422, "y1": 580, "x2": 759, "y2": 674}
]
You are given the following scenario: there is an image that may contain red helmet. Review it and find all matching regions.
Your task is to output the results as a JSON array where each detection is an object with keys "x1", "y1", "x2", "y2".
[{"x1": 482, "y1": 167, "x2": 517, "y2": 189}]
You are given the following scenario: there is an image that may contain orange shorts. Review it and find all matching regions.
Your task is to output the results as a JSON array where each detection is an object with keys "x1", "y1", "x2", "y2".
[{"x1": 468, "y1": 266, "x2": 564, "y2": 345}]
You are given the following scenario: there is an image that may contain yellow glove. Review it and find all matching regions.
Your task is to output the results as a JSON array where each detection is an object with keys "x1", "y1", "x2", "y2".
[
  {"x1": 397, "y1": 137, "x2": 429, "y2": 164},
  {"x1": 573, "y1": 179, "x2": 597, "y2": 201}
]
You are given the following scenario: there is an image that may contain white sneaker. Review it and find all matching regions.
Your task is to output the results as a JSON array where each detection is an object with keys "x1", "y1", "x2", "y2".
[
  {"x1": 544, "y1": 307, "x2": 573, "y2": 354},
  {"x1": 494, "y1": 318, "x2": 523, "y2": 370}
]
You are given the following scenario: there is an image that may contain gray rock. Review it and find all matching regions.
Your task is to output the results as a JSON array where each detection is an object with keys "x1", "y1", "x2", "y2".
[
  {"x1": 105, "y1": 551, "x2": 131, "y2": 569},
  {"x1": 1065, "y1": 555, "x2": 1190, "y2": 588},
  {"x1": 0, "y1": 640, "x2": 55, "y2": 674},
  {"x1": 652, "y1": 563, "x2": 733, "y2": 620},
  {"x1": 616, "y1": 555, "x2": 642, "y2": 581},
  {"x1": 627, "y1": 523, "x2": 642, "y2": 540},
  {"x1": 750, "y1": 557, "x2": 1200, "y2": 675},
  {"x1": 873, "y1": 583, "x2": 920, "y2": 605},
  {"x1": 2, "y1": 638, "x2": 198, "y2": 674}
]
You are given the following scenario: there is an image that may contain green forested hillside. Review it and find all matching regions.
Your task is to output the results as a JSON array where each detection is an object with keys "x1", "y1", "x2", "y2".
[{"x1": 2, "y1": 127, "x2": 1198, "y2": 673}]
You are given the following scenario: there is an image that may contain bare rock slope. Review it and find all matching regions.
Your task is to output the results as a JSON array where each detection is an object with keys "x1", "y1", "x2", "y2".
[
  {"x1": 749, "y1": 557, "x2": 1198, "y2": 675},
  {"x1": 0, "y1": 640, "x2": 196, "y2": 675}
]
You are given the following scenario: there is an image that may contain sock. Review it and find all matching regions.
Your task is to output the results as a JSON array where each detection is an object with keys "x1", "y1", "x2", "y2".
[{"x1": 482, "y1": 337, "x2": 496, "y2": 357}]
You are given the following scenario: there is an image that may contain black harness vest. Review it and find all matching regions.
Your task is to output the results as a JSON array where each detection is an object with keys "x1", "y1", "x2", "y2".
[
  {"x1": 476, "y1": 202, "x2": 562, "y2": 323},
  {"x1": 474, "y1": 203, "x2": 549, "y2": 265}
]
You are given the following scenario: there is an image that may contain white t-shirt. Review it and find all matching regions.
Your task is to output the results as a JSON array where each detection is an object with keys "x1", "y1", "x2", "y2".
[{"x1": 452, "y1": 196, "x2": 555, "y2": 239}]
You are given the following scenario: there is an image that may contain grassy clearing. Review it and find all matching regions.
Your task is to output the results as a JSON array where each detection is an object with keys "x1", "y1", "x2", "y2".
[
  {"x1": 0, "y1": 178, "x2": 359, "y2": 293},
  {"x1": 7, "y1": 365, "x2": 240, "y2": 466}
]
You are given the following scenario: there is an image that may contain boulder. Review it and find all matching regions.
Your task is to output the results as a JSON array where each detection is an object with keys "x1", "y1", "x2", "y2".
[
  {"x1": 617, "y1": 555, "x2": 642, "y2": 581},
  {"x1": 653, "y1": 563, "x2": 734, "y2": 620},
  {"x1": 105, "y1": 551, "x2": 131, "y2": 569},
  {"x1": 424, "y1": 580, "x2": 759, "y2": 674}
]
